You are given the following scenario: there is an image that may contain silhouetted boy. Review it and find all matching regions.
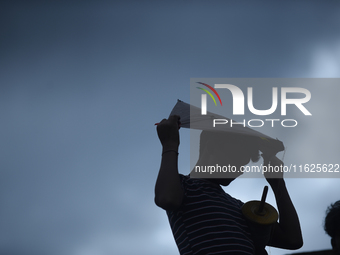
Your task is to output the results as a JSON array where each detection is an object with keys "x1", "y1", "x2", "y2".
[{"x1": 155, "y1": 115, "x2": 303, "y2": 254}]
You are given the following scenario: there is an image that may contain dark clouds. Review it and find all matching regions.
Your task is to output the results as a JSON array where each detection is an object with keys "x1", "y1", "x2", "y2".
[{"x1": 1, "y1": 1, "x2": 340, "y2": 254}]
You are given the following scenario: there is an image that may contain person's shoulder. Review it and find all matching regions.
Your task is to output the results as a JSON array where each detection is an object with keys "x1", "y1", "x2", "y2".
[
  {"x1": 178, "y1": 173, "x2": 187, "y2": 178},
  {"x1": 178, "y1": 174, "x2": 190, "y2": 186},
  {"x1": 223, "y1": 192, "x2": 244, "y2": 207},
  {"x1": 178, "y1": 174, "x2": 205, "y2": 190}
]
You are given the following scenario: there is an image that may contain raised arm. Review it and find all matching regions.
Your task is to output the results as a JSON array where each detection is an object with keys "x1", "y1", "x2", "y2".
[
  {"x1": 264, "y1": 156, "x2": 303, "y2": 250},
  {"x1": 154, "y1": 115, "x2": 184, "y2": 211}
]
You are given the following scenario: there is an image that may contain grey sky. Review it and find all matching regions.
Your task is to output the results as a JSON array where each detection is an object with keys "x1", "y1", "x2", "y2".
[{"x1": 1, "y1": 1, "x2": 340, "y2": 254}]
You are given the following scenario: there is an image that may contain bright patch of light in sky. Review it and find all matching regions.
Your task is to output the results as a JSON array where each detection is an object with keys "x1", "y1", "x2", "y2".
[{"x1": 309, "y1": 41, "x2": 340, "y2": 77}]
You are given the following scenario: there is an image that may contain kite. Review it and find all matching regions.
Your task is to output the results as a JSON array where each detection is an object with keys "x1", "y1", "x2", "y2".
[{"x1": 169, "y1": 99, "x2": 285, "y2": 157}]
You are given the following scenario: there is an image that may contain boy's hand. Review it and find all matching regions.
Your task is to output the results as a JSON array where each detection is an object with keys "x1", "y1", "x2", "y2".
[
  {"x1": 156, "y1": 115, "x2": 181, "y2": 150},
  {"x1": 262, "y1": 155, "x2": 284, "y2": 187}
]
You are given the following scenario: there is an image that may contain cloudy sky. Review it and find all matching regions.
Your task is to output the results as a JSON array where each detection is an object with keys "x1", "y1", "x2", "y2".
[{"x1": 1, "y1": 1, "x2": 340, "y2": 255}]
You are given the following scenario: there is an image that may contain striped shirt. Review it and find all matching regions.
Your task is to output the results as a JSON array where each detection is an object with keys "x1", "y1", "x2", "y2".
[{"x1": 167, "y1": 174, "x2": 255, "y2": 255}]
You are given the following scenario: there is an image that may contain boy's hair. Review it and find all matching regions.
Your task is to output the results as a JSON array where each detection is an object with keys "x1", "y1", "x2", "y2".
[
  {"x1": 199, "y1": 130, "x2": 261, "y2": 163},
  {"x1": 324, "y1": 200, "x2": 340, "y2": 238}
]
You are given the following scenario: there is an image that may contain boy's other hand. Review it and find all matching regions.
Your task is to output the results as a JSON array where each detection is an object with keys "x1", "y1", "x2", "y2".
[{"x1": 262, "y1": 155, "x2": 284, "y2": 186}]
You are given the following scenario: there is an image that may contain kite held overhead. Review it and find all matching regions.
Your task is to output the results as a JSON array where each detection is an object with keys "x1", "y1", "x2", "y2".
[{"x1": 169, "y1": 99, "x2": 284, "y2": 156}]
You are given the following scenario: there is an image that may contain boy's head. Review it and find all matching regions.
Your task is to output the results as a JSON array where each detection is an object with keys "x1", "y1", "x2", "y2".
[
  {"x1": 196, "y1": 130, "x2": 260, "y2": 185},
  {"x1": 324, "y1": 201, "x2": 340, "y2": 254},
  {"x1": 199, "y1": 130, "x2": 261, "y2": 163}
]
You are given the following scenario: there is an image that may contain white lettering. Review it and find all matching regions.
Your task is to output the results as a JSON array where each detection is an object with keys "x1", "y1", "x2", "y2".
[
  {"x1": 281, "y1": 87, "x2": 312, "y2": 115},
  {"x1": 248, "y1": 87, "x2": 278, "y2": 115}
]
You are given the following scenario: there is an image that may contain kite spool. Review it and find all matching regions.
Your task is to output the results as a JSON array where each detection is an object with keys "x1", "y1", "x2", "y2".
[{"x1": 242, "y1": 186, "x2": 278, "y2": 251}]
